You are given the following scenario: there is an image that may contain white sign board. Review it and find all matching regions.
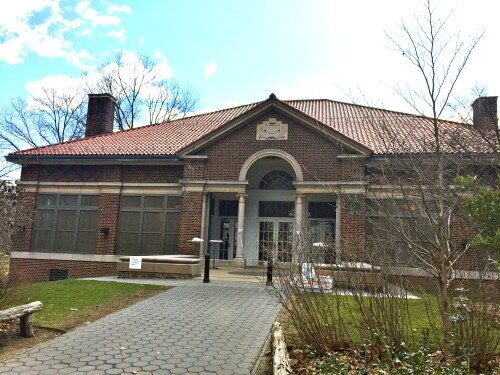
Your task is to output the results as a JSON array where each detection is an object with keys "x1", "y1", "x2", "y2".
[{"x1": 129, "y1": 256, "x2": 142, "y2": 270}]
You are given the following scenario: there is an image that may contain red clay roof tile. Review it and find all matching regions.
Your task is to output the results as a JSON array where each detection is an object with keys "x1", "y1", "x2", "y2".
[{"x1": 9, "y1": 99, "x2": 491, "y2": 158}]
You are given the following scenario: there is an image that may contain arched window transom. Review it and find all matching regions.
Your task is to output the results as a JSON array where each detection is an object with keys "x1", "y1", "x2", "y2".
[{"x1": 259, "y1": 171, "x2": 294, "y2": 190}]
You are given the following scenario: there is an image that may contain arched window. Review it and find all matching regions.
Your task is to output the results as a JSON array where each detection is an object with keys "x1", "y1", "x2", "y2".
[{"x1": 259, "y1": 171, "x2": 294, "y2": 190}]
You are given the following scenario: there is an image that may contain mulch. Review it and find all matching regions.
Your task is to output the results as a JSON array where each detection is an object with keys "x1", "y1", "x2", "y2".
[{"x1": 0, "y1": 320, "x2": 63, "y2": 361}]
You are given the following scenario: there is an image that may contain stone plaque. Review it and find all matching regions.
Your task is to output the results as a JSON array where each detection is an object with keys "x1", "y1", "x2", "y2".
[{"x1": 256, "y1": 118, "x2": 288, "y2": 140}]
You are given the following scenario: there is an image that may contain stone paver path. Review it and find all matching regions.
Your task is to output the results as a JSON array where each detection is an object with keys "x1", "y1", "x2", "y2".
[{"x1": 1, "y1": 279, "x2": 280, "y2": 375}]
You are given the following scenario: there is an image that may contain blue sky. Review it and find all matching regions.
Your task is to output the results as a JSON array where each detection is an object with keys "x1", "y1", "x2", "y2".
[{"x1": 0, "y1": 0, "x2": 499, "y2": 116}]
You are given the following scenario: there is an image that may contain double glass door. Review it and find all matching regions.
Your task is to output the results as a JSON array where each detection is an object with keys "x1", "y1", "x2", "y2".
[
  {"x1": 218, "y1": 218, "x2": 237, "y2": 260},
  {"x1": 258, "y1": 219, "x2": 294, "y2": 262}
]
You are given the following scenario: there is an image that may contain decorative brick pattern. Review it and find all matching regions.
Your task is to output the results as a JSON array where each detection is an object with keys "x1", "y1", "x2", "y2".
[
  {"x1": 339, "y1": 195, "x2": 366, "y2": 262},
  {"x1": 178, "y1": 191, "x2": 204, "y2": 255},
  {"x1": 199, "y1": 111, "x2": 362, "y2": 182},
  {"x1": 121, "y1": 165, "x2": 182, "y2": 183},
  {"x1": 8, "y1": 258, "x2": 116, "y2": 285},
  {"x1": 21, "y1": 164, "x2": 182, "y2": 183},
  {"x1": 10, "y1": 106, "x2": 491, "y2": 283},
  {"x1": 183, "y1": 160, "x2": 206, "y2": 180},
  {"x1": 96, "y1": 193, "x2": 120, "y2": 255}
]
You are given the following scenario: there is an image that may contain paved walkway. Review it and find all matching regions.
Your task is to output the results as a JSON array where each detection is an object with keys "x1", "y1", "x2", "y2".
[{"x1": 1, "y1": 279, "x2": 281, "y2": 375}]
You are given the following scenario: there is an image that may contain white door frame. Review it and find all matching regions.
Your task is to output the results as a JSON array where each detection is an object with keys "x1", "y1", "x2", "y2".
[
  {"x1": 256, "y1": 218, "x2": 295, "y2": 264},
  {"x1": 217, "y1": 217, "x2": 237, "y2": 260}
]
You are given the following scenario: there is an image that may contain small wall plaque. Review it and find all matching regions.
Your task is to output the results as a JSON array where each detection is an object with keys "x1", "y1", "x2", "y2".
[
  {"x1": 129, "y1": 256, "x2": 142, "y2": 270},
  {"x1": 256, "y1": 118, "x2": 288, "y2": 140}
]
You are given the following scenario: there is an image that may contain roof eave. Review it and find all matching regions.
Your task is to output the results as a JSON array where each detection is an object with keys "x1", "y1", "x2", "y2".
[{"x1": 6, "y1": 154, "x2": 182, "y2": 166}]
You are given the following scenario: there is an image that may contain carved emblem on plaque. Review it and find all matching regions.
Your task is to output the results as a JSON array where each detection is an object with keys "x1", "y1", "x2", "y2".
[{"x1": 256, "y1": 118, "x2": 288, "y2": 140}]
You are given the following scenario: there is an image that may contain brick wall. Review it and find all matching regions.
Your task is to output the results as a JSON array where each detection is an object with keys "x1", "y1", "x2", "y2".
[
  {"x1": 121, "y1": 165, "x2": 183, "y2": 183},
  {"x1": 96, "y1": 193, "x2": 120, "y2": 255},
  {"x1": 9, "y1": 258, "x2": 116, "y2": 285},
  {"x1": 339, "y1": 195, "x2": 366, "y2": 262},
  {"x1": 11, "y1": 164, "x2": 182, "y2": 283},
  {"x1": 198, "y1": 111, "x2": 364, "y2": 182},
  {"x1": 21, "y1": 164, "x2": 182, "y2": 183},
  {"x1": 178, "y1": 191, "x2": 204, "y2": 255},
  {"x1": 183, "y1": 160, "x2": 206, "y2": 180}
]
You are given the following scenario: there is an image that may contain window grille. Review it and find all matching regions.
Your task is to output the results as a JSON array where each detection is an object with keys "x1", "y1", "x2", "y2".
[
  {"x1": 33, "y1": 194, "x2": 99, "y2": 253},
  {"x1": 118, "y1": 195, "x2": 181, "y2": 255},
  {"x1": 259, "y1": 171, "x2": 294, "y2": 190}
]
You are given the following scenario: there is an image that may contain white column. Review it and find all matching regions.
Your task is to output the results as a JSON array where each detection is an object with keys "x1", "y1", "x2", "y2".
[
  {"x1": 294, "y1": 194, "x2": 305, "y2": 262},
  {"x1": 235, "y1": 193, "x2": 247, "y2": 259},
  {"x1": 199, "y1": 193, "x2": 208, "y2": 258},
  {"x1": 295, "y1": 194, "x2": 305, "y2": 233}
]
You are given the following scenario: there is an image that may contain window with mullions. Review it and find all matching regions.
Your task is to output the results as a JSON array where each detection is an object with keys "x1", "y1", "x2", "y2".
[
  {"x1": 365, "y1": 199, "x2": 435, "y2": 265},
  {"x1": 32, "y1": 194, "x2": 100, "y2": 253},
  {"x1": 308, "y1": 202, "x2": 336, "y2": 262},
  {"x1": 258, "y1": 201, "x2": 295, "y2": 218},
  {"x1": 259, "y1": 171, "x2": 294, "y2": 190},
  {"x1": 118, "y1": 195, "x2": 181, "y2": 255}
]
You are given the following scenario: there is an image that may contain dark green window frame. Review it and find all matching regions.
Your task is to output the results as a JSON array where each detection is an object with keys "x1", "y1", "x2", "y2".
[
  {"x1": 366, "y1": 199, "x2": 435, "y2": 266},
  {"x1": 32, "y1": 193, "x2": 100, "y2": 254},
  {"x1": 117, "y1": 195, "x2": 181, "y2": 255}
]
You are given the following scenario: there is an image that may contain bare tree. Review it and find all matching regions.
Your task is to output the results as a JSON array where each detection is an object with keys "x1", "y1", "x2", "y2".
[
  {"x1": 368, "y1": 0, "x2": 496, "y2": 357},
  {"x1": 449, "y1": 86, "x2": 500, "y2": 151},
  {"x1": 0, "y1": 88, "x2": 86, "y2": 153},
  {"x1": 86, "y1": 52, "x2": 198, "y2": 131},
  {"x1": 0, "y1": 181, "x2": 30, "y2": 308}
]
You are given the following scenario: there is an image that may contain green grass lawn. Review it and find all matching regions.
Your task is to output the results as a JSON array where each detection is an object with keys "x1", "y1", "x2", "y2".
[
  {"x1": 280, "y1": 291, "x2": 498, "y2": 349},
  {"x1": 5, "y1": 279, "x2": 168, "y2": 331}
]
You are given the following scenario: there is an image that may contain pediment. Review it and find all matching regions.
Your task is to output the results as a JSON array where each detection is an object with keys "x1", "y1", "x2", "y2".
[{"x1": 179, "y1": 99, "x2": 372, "y2": 156}]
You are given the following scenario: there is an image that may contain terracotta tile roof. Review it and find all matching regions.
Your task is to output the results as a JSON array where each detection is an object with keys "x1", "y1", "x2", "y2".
[{"x1": 9, "y1": 99, "x2": 491, "y2": 159}]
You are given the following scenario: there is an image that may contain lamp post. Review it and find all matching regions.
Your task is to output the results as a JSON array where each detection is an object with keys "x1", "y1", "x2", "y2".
[{"x1": 191, "y1": 237, "x2": 208, "y2": 283}]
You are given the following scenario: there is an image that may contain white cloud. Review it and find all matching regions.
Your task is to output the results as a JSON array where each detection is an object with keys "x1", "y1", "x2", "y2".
[
  {"x1": 0, "y1": 0, "x2": 93, "y2": 68},
  {"x1": 204, "y1": 61, "x2": 218, "y2": 78},
  {"x1": 0, "y1": 1, "x2": 133, "y2": 68},
  {"x1": 25, "y1": 50, "x2": 174, "y2": 109},
  {"x1": 75, "y1": 1, "x2": 121, "y2": 27},
  {"x1": 107, "y1": 4, "x2": 132, "y2": 14},
  {"x1": 77, "y1": 28, "x2": 92, "y2": 36},
  {"x1": 25, "y1": 74, "x2": 84, "y2": 96},
  {"x1": 107, "y1": 28, "x2": 126, "y2": 42},
  {"x1": 152, "y1": 50, "x2": 173, "y2": 79}
]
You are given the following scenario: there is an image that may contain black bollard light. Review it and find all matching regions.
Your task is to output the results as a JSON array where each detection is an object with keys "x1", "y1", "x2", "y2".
[
  {"x1": 203, "y1": 252, "x2": 210, "y2": 283},
  {"x1": 266, "y1": 257, "x2": 273, "y2": 286}
]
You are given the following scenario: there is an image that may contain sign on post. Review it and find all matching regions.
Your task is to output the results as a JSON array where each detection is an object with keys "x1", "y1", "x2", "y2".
[{"x1": 129, "y1": 256, "x2": 142, "y2": 270}]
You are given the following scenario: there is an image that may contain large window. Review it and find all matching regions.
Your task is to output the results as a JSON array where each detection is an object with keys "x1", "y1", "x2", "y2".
[
  {"x1": 366, "y1": 199, "x2": 434, "y2": 265},
  {"x1": 308, "y1": 201, "x2": 336, "y2": 263},
  {"x1": 118, "y1": 195, "x2": 181, "y2": 255},
  {"x1": 32, "y1": 194, "x2": 100, "y2": 253}
]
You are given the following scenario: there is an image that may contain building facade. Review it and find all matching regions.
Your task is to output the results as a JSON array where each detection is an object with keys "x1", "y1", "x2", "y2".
[{"x1": 7, "y1": 94, "x2": 498, "y2": 283}]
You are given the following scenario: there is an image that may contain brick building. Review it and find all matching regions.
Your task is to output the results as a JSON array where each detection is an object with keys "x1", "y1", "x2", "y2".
[{"x1": 7, "y1": 93, "x2": 498, "y2": 283}]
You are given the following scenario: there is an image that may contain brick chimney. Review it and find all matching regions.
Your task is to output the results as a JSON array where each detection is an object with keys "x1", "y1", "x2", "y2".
[
  {"x1": 85, "y1": 93, "x2": 116, "y2": 137},
  {"x1": 472, "y1": 96, "x2": 498, "y2": 132}
]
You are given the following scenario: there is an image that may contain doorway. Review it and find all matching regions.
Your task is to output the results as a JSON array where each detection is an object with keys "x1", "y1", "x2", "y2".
[
  {"x1": 258, "y1": 219, "x2": 294, "y2": 262},
  {"x1": 218, "y1": 218, "x2": 237, "y2": 260}
]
